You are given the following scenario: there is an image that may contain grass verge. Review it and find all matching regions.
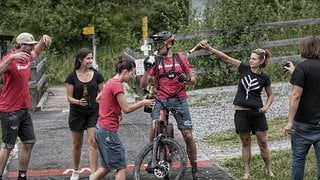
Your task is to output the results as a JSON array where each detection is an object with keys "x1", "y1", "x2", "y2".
[
  {"x1": 204, "y1": 116, "x2": 318, "y2": 179},
  {"x1": 203, "y1": 117, "x2": 288, "y2": 148},
  {"x1": 224, "y1": 149, "x2": 317, "y2": 179}
]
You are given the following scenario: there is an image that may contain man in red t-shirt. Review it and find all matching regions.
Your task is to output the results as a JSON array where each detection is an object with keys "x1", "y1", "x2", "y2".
[
  {"x1": 140, "y1": 30, "x2": 198, "y2": 179},
  {"x1": 0, "y1": 32, "x2": 52, "y2": 180}
]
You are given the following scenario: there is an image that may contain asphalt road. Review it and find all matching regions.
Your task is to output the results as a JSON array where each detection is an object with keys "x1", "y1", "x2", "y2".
[{"x1": 4, "y1": 109, "x2": 233, "y2": 179}]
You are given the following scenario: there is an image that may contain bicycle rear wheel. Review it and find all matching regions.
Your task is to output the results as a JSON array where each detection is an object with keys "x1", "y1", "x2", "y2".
[{"x1": 133, "y1": 138, "x2": 187, "y2": 180}]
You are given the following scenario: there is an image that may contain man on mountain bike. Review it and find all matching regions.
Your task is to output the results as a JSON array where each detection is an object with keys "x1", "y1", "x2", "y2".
[{"x1": 140, "y1": 30, "x2": 198, "y2": 179}]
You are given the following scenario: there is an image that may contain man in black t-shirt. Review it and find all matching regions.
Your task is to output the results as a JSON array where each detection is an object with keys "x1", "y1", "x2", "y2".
[{"x1": 284, "y1": 36, "x2": 320, "y2": 180}]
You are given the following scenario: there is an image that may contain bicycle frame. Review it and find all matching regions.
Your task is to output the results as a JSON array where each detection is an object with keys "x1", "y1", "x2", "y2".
[{"x1": 150, "y1": 96, "x2": 172, "y2": 171}]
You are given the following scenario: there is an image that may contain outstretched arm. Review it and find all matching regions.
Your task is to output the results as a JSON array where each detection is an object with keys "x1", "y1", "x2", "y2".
[
  {"x1": 199, "y1": 40, "x2": 241, "y2": 67},
  {"x1": 31, "y1": 35, "x2": 52, "y2": 59},
  {"x1": 116, "y1": 92, "x2": 153, "y2": 114}
]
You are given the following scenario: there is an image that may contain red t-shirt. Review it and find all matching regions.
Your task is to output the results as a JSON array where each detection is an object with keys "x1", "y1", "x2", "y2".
[
  {"x1": 148, "y1": 53, "x2": 191, "y2": 99},
  {"x1": 98, "y1": 78, "x2": 124, "y2": 132},
  {"x1": 0, "y1": 50, "x2": 32, "y2": 112}
]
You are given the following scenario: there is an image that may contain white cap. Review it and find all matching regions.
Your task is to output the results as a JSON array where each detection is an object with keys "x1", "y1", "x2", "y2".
[{"x1": 16, "y1": 32, "x2": 38, "y2": 45}]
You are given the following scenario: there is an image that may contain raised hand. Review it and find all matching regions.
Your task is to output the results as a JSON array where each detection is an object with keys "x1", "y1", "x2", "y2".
[{"x1": 42, "y1": 35, "x2": 52, "y2": 47}]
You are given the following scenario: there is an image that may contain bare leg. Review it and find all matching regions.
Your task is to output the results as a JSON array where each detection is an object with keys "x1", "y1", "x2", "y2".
[
  {"x1": 239, "y1": 132, "x2": 251, "y2": 179},
  {"x1": 71, "y1": 131, "x2": 84, "y2": 171},
  {"x1": 90, "y1": 167, "x2": 109, "y2": 180},
  {"x1": 87, "y1": 127, "x2": 98, "y2": 173},
  {"x1": 0, "y1": 148, "x2": 12, "y2": 175},
  {"x1": 115, "y1": 168, "x2": 126, "y2": 180},
  {"x1": 18, "y1": 143, "x2": 34, "y2": 171},
  {"x1": 181, "y1": 130, "x2": 197, "y2": 165},
  {"x1": 256, "y1": 131, "x2": 274, "y2": 177}
]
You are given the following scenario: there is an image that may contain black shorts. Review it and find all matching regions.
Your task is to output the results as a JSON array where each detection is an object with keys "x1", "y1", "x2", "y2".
[
  {"x1": 234, "y1": 110, "x2": 268, "y2": 134},
  {"x1": 68, "y1": 112, "x2": 98, "y2": 131},
  {"x1": 0, "y1": 109, "x2": 36, "y2": 149}
]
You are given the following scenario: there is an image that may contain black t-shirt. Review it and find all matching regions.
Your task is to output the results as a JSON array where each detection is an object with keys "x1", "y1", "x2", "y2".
[
  {"x1": 290, "y1": 59, "x2": 320, "y2": 122},
  {"x1": 233, "y1": 63, "x2": 271, "y2": 109},
  {"x1": 65, "y1": 69, "x2": 104, "y2": 114}
]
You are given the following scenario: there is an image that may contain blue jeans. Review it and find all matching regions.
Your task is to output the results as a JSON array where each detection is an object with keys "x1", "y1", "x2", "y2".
[{"x1": 291, "y1": 121, "x2": 320, "y2": 180}]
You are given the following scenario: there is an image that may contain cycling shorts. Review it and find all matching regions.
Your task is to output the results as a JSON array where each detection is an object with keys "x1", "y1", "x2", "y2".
[{"x1": 151, "y1": 98, "x2": 192, "y2": 130}]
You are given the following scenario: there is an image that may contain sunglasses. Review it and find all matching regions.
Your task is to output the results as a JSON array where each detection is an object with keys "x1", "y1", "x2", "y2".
[
  {"x1": 255, "y1": 48, "x2": 266, "y2": 53},
  {"x1": 254, "y1": 48, "x2": 266, "y2": 60}
]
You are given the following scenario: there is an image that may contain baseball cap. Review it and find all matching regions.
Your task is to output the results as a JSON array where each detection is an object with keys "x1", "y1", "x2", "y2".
[{"x1": 16, "y1": 32, "x2": 38, "y2": 45}]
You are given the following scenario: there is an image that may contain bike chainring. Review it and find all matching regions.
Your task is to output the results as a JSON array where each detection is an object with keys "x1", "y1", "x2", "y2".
[{"x1": 154, "y1": 160, "x2": 170, "y2": 178}]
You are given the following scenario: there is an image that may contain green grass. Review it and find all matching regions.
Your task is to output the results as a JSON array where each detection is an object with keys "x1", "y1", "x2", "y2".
[
  {"x1": 204, "y1": 116, "x2": 318, "y2": 179},
  {"x1": 203, "y1": 117, "x2": 289, "y2": 148},
  {"x1": 224, "y1": 149, "x2": 317, "y2": 179}
]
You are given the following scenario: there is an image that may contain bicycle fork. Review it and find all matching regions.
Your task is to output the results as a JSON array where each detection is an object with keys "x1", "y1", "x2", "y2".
[{"x1": 150, "y1": 121, "x2": 162, "y2": 171}]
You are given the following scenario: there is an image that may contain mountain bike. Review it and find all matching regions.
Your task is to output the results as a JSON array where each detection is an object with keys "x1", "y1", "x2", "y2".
[{"x1": 133, "y1": 90, "x2": 187, "y2": 180}]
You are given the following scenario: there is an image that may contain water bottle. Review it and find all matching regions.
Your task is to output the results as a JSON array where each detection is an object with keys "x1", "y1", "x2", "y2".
[{"x1": 144, "y1": 85, "x2": 154, "y2": 113}]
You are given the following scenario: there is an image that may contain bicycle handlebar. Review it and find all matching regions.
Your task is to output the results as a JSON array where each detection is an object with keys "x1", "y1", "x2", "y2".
[{"x1": 143, "y1": 89, "x2": 177, "y2": 115}]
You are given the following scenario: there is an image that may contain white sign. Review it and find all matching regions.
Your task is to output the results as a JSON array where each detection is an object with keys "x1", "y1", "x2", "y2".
[{"x1": 135, "y1": 58, "x2": 145, "y2": 76}]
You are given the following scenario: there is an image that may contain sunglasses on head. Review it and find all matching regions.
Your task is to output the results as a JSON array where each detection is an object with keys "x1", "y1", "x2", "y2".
[{"x1": 255, "y1": 48, "x2": 265, "y2": 53}]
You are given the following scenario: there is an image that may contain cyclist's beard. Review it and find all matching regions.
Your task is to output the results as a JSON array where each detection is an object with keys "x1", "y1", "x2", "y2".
[{"x1": 158, "y1": 45, "x2": 171, "y2": 57}]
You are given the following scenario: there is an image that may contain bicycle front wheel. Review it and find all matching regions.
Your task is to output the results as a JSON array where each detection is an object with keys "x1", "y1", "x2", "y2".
[{"x1": 133, "y1": 138, "x2": 187, "y2": 180}]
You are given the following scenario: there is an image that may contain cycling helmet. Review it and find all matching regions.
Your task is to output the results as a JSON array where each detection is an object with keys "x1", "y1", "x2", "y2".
[{"x1": 151, "y1": 31, "x2": 175, "y2": 50}]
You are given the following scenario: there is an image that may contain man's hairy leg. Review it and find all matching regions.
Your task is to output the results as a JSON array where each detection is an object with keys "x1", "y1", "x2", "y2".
[
  {"x1": 181, "y1": 129, "x2": 197, "y2": 164},
  {"x1": 0, "y1": 148, "x2": 12, "y2": 175},
  {"x1": 18, "y1": 143, "x2": 34, "y2": 171}
]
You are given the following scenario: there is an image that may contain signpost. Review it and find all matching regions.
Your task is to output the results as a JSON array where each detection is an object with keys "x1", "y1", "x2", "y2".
[
  {"x1": 82, "y1": 26, "x2": 98, "y2": 69},
  {"x1": 140, "y1": 16, "x2": 151, "y2": 57},
  {"x1": 136, "y1": 17, "x2": 151, "y2": 76}
]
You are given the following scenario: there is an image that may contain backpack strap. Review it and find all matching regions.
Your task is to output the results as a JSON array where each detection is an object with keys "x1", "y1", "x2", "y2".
[{"x1": 154, "y1": 53, "x2": 186, "y2": 98}]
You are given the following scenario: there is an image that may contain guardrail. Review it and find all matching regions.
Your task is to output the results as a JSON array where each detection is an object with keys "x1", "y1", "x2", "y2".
[{"x1": 30, "y1": 56, "x2": 48, "y2": 111}]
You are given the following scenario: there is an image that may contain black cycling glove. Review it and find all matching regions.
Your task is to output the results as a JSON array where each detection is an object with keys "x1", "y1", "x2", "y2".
[{"x1": 178, "y1": 73, "x2": 191, "y2": 83}]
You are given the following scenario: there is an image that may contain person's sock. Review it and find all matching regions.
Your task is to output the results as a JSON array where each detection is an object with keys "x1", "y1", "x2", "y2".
[{"x1": 18, "y1": 170, "x2": 27, "y2": 180}]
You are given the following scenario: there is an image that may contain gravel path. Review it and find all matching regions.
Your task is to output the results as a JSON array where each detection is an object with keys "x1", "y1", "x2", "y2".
[{"x1": 186, "y1": 82, "x2": 292, "y2": 161}]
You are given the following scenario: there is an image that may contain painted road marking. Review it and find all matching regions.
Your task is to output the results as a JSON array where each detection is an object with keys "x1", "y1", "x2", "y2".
[{"x1": 8, "y1": 160, "x2": 212, "y2": 177}]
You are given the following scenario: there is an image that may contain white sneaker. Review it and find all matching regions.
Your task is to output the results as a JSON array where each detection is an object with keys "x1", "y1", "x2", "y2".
[{"x1": 70, "y1": 171, "x2": 80, "y2": 180}]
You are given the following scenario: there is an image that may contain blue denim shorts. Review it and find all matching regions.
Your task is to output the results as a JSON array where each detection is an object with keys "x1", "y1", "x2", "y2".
[
  {"x1": 94, "y1": 124, "x2": 126, "y2": 170},
  {"x1": 0, "y1": 109, "x2": 36, "y2": 149},
  {"x1": 151, "y1": 98, "x2": 192, "y2": 130}
]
